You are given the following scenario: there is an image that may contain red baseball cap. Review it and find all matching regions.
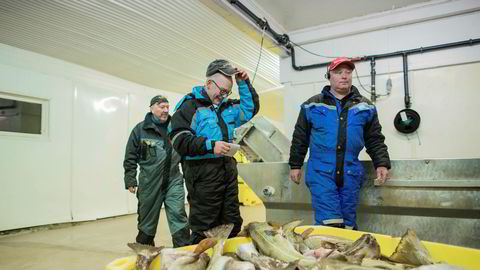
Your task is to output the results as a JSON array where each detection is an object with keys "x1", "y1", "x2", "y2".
[{"x1": 327, "y1": 57, "x2": 355, "y2": 72}]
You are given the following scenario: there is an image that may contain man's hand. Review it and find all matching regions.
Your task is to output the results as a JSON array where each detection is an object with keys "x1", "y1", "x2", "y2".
[
  {"x1": 289, "y1": 169, "x2": 302, "y2": 185},
  {"x1": 235, "y1": 69, "x2": 249, "y2": 81},
  {"x1": 375, "y1": 167, "x2": 389, "y2": 185},
  {"x1": 128, "y1": 186, "x2": 136, "y2": 194},
  {"x1": 214, "y1": 141, "x2": 231, "y2": 155}
]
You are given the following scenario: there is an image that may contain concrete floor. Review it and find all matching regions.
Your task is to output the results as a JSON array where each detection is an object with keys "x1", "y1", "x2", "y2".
[{"x1": 0, "y1": 204, "x2": 266, "y2": 270}]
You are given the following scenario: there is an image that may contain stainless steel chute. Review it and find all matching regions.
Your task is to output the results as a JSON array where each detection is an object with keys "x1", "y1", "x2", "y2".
[
  {"x1": 235, "y1": 117, "x2": 480, "y2": 249},
  {"x1": 234, "y1": 116, "x2": 291, "y2": 162}
]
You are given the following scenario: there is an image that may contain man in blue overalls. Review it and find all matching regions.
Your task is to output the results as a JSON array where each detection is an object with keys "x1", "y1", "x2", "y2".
[{"x1": 289, "y1": 57, "x2": 390, "y2": 230}]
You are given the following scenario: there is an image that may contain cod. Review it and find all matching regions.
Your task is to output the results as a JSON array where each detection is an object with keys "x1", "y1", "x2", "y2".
[
  {"x1": 244, "y1": 221, "x2": 317, "y2": 267},
  {"x1": 205, "y1": 224, "x2": 255, "y2": 270}
]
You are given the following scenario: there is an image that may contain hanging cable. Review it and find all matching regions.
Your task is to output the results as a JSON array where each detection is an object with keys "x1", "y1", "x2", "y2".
[
  {"x1": 354, "y1": 68, "x2": 372, "y2": 94},
  {"x1": 251, "y1": 24, "x2": 267, "y2": 85},
  {"x1": 355, "y1": 69, "x2": 389, "y2": 97},
  {"x1": 415, "y1": 131, "x2": 422, "y2": 145},
  {"x1": 354, "y1": 68, "x2": 389, "y2": 97},
  {"x1": 289, "y1": 41, "x2": 345, "y2": 59}
]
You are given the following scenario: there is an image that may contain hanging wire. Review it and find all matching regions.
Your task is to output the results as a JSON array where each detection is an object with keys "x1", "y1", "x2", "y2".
[
  {"x1": 415, "y1": 131, "x2": 422, "y2": 145},
  {"x1": 354, "y1": 67, "x2": 389, "y2": 97},
  {"x1": 251, "y1": 24, "x2": 267, "y2": 85},
  {"x1": 354, "y1": 68, "x2": 372, "y2": 94},
  {"x1": 289, "y1": 41, "x2": 344, "y2": 59}
]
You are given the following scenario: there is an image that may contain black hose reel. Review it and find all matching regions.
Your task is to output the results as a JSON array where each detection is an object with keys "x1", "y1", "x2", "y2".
[
  {"x1": 394, "y1": 108, "x2": 421, "y2": 134},
  {"x1": 394, "y1": 54, "x2": 421, "y2": 134}
]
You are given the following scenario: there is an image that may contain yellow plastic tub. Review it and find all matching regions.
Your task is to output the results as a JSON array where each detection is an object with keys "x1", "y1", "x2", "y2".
[{"x1": 106, "y1": 226, "x2": 480, "y2": 270}]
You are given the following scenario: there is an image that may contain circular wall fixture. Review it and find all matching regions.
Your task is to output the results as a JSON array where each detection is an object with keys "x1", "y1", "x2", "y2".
[{"x1": 394, "y1": 108, "x2": 421, "y2": 134}]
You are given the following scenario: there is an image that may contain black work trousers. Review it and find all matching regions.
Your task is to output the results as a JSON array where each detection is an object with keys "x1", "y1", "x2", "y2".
[{"x1": 183, "y1": 156, "x2": 243, "y2": 245}]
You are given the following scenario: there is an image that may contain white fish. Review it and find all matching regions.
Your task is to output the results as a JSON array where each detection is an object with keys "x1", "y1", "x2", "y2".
[
  {"x1": 127, "y1": 243, "x2": 163, "y2": 270},
  {"x1": 245, "y1": 222, "x2": 317, "y2": 267},
  {"x1": 204, "y1": 224, "x2": 255, "y2": 270},
  {"x1": 236, "y1": 242, "x2": 297, "y2": 270}
]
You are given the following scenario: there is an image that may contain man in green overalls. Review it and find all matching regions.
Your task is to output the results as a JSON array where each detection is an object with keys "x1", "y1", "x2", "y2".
[{"x1": 123, "y1": 95, "x2": 189, "y2": 247}]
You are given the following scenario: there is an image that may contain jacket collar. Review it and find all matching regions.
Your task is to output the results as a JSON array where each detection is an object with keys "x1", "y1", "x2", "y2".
[
  {"x1": 322, "y1": 85, "x2": 363, "y2": 102},
  {"x1": 192, "y1": 86, "x2": 229, "y2": 108},
  {"x1": 143, "y1": 112, "x2": 170, "y2": 131}
]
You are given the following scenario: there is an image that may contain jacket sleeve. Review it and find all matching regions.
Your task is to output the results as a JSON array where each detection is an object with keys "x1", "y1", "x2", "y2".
[
  {"x1": 364, "y1": 109, "x2": 391, "y2": 169},
  {"x1": 289, "y1": 106, "x2": 311, "y2": 169},
  {"x1": 123, "y1": 126, "x2": 140, "y2": 189},
  {"x1": 169, "y1": 101, "x2": 211, "y2": 157},
  {"x1": 234, "y1": 79, "x2": 260, "y2": 126}
]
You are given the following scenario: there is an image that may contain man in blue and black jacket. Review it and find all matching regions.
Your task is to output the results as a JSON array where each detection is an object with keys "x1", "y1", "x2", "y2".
[
  {"x1": 169, "y1": 59, "x2": 259, "y2": 244},
  {"x1": 289, "y1": 57, "x2": 391, "y2": 230}
]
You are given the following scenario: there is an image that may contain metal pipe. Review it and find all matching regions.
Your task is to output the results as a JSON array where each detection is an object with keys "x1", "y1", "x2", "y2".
[
  {"x1": 370, "y1": 58, "x2": 376, "y2": 103},
  {"x1": 402, "y1": 53, "x2": 411, "y2": 108},
  {"x1": 229, "y1": 0, "x2": 289, "y2": 45},
  {"x1": 287, "y1": 38, "x2": 480, "y2": 71},
  {"x1": 229, "y1": 0, "x2": 264, "y2": 27},
  {"x1": 288, "y1": 44, "x2": 301, "y2": 71}
]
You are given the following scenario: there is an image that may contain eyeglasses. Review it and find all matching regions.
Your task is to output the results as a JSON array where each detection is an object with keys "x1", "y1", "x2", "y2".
[{"x1": 211, "y1": 80, "x2": 232, "y2": 98}]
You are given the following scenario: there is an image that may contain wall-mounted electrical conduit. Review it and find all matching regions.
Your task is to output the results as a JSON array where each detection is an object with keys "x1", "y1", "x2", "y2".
[{"x1": 229, "y1": 0, "x2": 480, "y2": 134}]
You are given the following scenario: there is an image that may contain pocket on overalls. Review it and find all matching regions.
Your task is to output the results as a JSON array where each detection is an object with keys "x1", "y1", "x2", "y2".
[
  {"x1": 183, "y1": 164, "x2": 197, "y2": 199},
  {"x1": 307, "y1": 161, "x2": 335, "y2": 188},
  {"x1": 345, "y1": 168, "x2": 365, "y2": 189},
  {"x1": 140, "y1": 139, "x2": 159, "y2": 161}
]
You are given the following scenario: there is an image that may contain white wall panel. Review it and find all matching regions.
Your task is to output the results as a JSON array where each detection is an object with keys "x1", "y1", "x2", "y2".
[
  {"x1": 124, "y1": 92, "x2": 149, "y2": 214},
  {"x1": 0, "y1": 64, "x2": 72, "y2": 230},
  {"x1": 284, "y1": 82, "x2": 316, "y2": 140},
  {"x1": 71, "y1": 84, "x2": 129, "y2": 221}
]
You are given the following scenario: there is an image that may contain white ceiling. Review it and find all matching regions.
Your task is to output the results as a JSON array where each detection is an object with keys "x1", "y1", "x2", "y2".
[
  {"x1": 253, "y1": 0, "x2": 433, "y2": 32},
  {"x1": 0, "y1": 0, "x2": 280, "y2": 94},
  {"x1": 0, "y1": 0, "x2": 434, "y2": 95}
]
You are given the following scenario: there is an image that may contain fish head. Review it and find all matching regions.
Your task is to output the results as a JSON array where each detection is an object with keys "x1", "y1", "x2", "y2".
[
  {"x1": 127, "y1": 243, "x2": 163, "y2": 270},
  {"x1": 389, "y1": 229, "x2": 435, "y2": 266},
  {"x1": 281, "y1": 220, "x2": 304, "y2": 232},
  {"x1": 343, "y1": 234, "x2": 381, "y2": 260},
  {"x1": 203, "y1": 224, "x2": 234, "y2": 240}
]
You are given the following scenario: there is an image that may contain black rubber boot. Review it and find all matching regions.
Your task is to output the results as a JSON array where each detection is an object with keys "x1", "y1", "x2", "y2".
[
  {"x1": 172, "y1": 226, "x2": 191, "y2": 248},
  {"x1": 189, "y1": 231, "x2": 206, "y2": 245},
  {"x1": 136, "y1": 230, "x2": 155, "y2": 246}
]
